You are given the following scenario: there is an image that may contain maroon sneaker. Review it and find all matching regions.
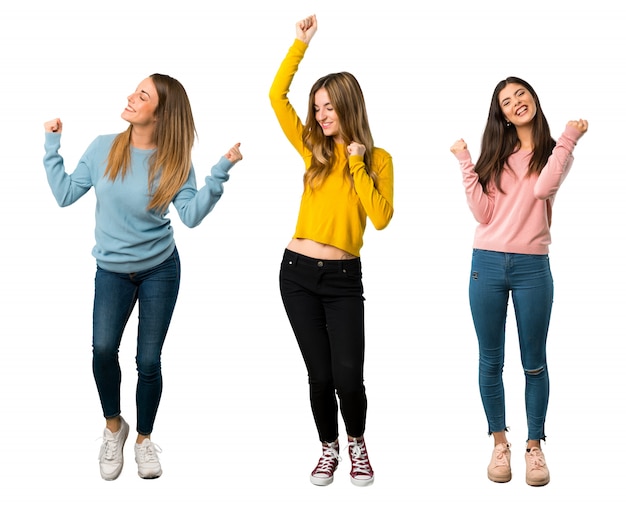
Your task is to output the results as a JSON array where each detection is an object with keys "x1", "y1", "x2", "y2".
[
  {"x1": 310, "y1": 440, "x2": 340, "y2": 486},
  {"x1": 348, "y1": 437, "x2": 374, "y2": 486}
]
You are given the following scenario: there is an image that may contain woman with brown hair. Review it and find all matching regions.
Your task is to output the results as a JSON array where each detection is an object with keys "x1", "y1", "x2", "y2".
[
  {"x1": 450, "y1": 77, "x2": 587, "y2": 486},
  {"x1": 270, "y1": 15, "x2": 394, "y2": 487},
  {"x1": 43, "y1": 73, "x2": 242, "y2": 480}
]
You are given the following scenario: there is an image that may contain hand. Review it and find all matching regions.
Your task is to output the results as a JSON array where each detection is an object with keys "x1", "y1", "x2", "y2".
[
  {"x1": 347, "y1": 141, "x2": 365, "y2": 157},
  {"x1": 296, "y1": 15, "x2": 317, "y2": 44},
  {"x1": 450, "y1": 138, "x2": 467, "y2": 155},
  {"x1": 44, "y1": 118, "x2": 62, "y2": 133},
  {"x1": 225, "y1": 142, "x2": 242, "y2": 163},
  {"x1": 567, "y1": 119, "x2": 588, "y2": 135}
]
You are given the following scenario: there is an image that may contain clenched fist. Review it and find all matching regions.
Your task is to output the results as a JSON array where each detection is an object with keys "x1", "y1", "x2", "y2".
[{"x1": 44, "y1": 118, "x2": 62, "y2": 133}]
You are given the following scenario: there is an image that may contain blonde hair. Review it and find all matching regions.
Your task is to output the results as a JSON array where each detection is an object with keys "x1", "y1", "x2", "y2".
[
  {"x1": 303, "y1": 72, "x2": 376, "y2": 189},
  {"x1": 104, "y1": 73, "x2": 196, "y2": 213}
]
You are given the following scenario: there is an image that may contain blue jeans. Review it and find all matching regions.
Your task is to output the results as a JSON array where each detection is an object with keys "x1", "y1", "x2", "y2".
[
  {"x1": 469, "y1": 249, "x2": 553, "y2": 441},
  {"x1": 279, "y1": 249, "x2": 367, "y2": 442},
  {"x1": 92, "y1": 248, "x2": 180, "y2": 435}
]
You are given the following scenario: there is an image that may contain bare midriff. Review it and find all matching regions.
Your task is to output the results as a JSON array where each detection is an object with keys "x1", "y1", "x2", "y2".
[{"x1": 286, "y1": 238, "x2": 357, "y2": 260}]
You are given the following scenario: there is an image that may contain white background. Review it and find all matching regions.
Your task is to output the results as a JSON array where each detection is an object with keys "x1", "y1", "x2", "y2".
[{"x1": 1, "y1": 1, "x2": 624, "y2": 510}]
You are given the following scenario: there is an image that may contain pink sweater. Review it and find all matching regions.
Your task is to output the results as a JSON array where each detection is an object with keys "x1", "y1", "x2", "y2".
[{"x1": 456, "y1": 125, "x2": 583, "y2": 255}]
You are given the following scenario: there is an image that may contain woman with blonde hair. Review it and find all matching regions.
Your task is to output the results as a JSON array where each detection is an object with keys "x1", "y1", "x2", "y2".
[
  {"x1": 270, "y1": 15, "x2": 393, "y2": 487},
  {"x1": 43, "y1": 73, "x2": 242, "y2": 480}
]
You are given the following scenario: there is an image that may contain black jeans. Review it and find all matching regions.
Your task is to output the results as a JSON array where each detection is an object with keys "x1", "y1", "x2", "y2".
[{"x1": 279, "y1": 249, "x2": 367, "y2": 442}]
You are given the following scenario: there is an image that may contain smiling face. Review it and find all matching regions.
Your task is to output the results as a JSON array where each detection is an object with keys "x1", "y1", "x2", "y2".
[
  {"x1": 121, "y1": 77, "x2": 159, "y2": 127},
  {"x1": 498, "y1": 82, "x2": 537, "y2": 128},
  {"x1": 314, "y1": 87, "x2": 342, "y2": 142}
]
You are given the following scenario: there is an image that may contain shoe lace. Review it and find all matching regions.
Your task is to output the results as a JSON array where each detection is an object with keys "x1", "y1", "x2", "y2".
[
  {"x1": 492, "y1": 443, "x2": 510, "y2": 467},
  {"x1": 98, "y1": 434, "x2": 119, "y2": 462},
  {"x1": 347, "y1": 439, "x2": 372, "y2": 475},
  {"x1": 313, "y1": 443, "x2": 341, "y2": 475},
  {"x1": 136, "y1": 440, "x2": 162, "y2": 463},
  {"x1": 527, "y1": 448, "x2": 546, "y2": 469}
]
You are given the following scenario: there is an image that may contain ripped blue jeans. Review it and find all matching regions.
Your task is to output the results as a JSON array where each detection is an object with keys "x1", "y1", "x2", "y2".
[{"x1": 469, "y1": 249, "x2": 553, "y2": 441}]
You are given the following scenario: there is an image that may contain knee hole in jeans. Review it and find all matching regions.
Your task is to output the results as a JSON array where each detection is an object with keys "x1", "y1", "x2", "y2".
[{"x1": 524, "y1": 366, "x2": 545, "y2": 376}]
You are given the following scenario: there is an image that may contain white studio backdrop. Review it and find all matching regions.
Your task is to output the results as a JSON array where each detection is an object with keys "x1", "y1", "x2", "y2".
[{"x1": 0, "y1": 1, "x2": 623, "y2": 510}]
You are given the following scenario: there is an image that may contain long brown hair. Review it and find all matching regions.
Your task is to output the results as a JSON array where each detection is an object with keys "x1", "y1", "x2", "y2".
[
  {"x1": 104, "y1": 73, "x2": 197, "y2": 213},
  {"x1": 474, "y1": 77, "x2": 556, "y2": 193},
  {"x1": 302, "y1": 72, "x2": 376, "y2": 189}
]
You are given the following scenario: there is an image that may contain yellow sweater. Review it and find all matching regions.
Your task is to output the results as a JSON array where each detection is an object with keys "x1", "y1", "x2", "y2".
[{"x1": 269, "y1": 39, "x2": 394, "y2": 257}]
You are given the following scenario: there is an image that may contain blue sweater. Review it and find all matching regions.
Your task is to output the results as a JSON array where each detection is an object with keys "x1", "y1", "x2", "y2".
[{"x1": 44, "y1": 132, "x2": 233, "y2": 273}]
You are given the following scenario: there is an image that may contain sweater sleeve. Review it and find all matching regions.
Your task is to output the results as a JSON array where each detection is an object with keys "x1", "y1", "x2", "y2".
[
  {"x1": 349, "y1": 152, "x2": 394, "y2": 230},
  {"x1": 43, "y1": 132, "x2": 94, "y2": 207},
  {"x1": 172, "y1": 156, "x2": 233, "y2": 228},
  {"x1": 456, "y1": 149, "x2": 494, "y2": 223},
  {"x1": 269, "y1": 39, "x2": 308, "y2": 157},
  {"x1": 534, "y1": 125, "x2": 582, "y2": 200}
]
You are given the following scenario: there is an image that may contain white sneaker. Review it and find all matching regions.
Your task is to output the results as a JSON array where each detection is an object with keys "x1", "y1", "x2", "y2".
[
  {"x1": 98, "y1": 416, "x2": 129, "y2": 480},
  {"x1": 135, "y1": 439, "x2": 163, "y2": 479}
]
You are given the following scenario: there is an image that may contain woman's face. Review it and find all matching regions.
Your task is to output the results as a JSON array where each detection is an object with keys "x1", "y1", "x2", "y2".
[
  {"x1": 498, "y1": 83, "x2": 537, "y2": 128},
  {"x1": 121, "y1": 77, "x2": 159, "y2": 127},
  {"x1": 314, "y1": 87, "x2": 342, "y2": 142}
]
